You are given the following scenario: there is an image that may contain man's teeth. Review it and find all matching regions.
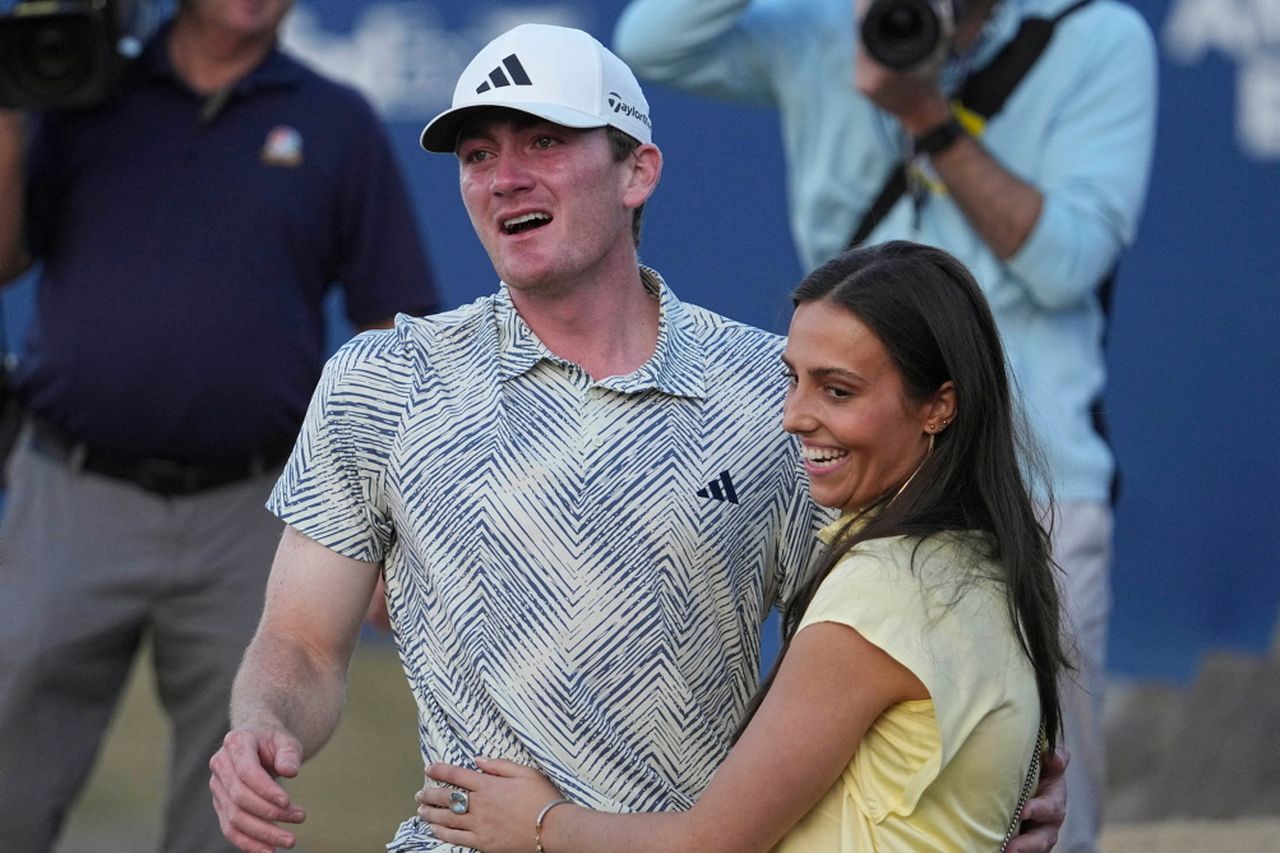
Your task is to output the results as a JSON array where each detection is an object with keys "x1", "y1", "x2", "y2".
[
  {"x1": 503, "y1": 212, "x2": 551, "y2": 233},
  {"x1": 803, "y1": 447, "x2": 847, "y2": 466}
]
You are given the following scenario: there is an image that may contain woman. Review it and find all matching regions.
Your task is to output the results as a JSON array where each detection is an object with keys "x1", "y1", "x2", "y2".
[{"x1": 417, "y1": 241, "x2": 1069, "y2": 852}]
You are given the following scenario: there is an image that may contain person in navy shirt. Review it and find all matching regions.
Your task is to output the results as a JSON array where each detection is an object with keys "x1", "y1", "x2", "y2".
[{"x1": 0, "y1": 2, "x2": 438, "y2": 850}]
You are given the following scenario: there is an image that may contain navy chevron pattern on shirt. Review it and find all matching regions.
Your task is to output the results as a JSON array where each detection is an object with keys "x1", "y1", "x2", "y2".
[{"x1": 269, "y1": 269, "x2": 829, "y2": 851}]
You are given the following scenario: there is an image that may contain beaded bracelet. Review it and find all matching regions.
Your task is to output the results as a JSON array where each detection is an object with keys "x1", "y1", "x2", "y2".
[{"x1": 534, "y1": 797, "x2": 573, "y2": 853}]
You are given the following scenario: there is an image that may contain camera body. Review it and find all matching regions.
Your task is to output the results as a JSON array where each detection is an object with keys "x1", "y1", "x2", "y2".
[
  {"x1": 861, "y1": 0, "x2": 957, "y2": 74},
  {"x1": 0, "y1": 0, "x2": 157, "y2": 109}
]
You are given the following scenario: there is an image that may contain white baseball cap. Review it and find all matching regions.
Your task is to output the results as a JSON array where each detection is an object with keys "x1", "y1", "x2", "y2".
[{"x1": 419, "y1": 23, "x2": 653, "y2": 153}]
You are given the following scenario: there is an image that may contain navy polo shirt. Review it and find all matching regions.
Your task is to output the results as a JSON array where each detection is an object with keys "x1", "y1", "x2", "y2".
[{"x1": 18, "y1": 29, "x2": 438, "y2": 463}]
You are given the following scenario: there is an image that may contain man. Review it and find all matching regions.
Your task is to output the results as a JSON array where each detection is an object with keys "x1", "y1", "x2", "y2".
[
  {"x1": 0, "y1": 1, "x2": 438, "y2": 850},
  {"x1": 209, "y1": 23, "x2": 1063, "y2": 853},
  {"x1": 615, "y1": 2, "x2": 1157, "y2": 849}
]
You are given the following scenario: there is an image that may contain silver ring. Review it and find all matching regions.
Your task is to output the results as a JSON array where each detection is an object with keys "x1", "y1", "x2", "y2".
[{"x1": 449, "y1": 790, "x2": 470, "y2": 815}]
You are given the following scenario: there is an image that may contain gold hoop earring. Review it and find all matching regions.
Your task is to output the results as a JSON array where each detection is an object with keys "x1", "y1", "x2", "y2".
[{"x1": 890, "y1": 432, "x2": 933, "y2": 506}]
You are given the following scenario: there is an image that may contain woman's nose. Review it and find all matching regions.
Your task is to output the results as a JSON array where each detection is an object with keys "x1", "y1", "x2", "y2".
[{"x1": 782, "y1": 387, "x2": 814, "y2": 435}]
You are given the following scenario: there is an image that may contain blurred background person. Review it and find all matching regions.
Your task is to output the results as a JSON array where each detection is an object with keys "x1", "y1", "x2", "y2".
[
  {"x1": 614, "y1": 1, "x2": 1157, "y2": 849},
  {"x1": 0, "y1": 0, "x2": 438, "y2": 850}
]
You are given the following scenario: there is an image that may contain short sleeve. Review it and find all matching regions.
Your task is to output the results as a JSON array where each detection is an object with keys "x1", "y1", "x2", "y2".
[
  {"x1": 267, "y1": 324, "x2": 414, "y2": 562},
  {"x1": 798, "y1": 540, "x2": 948, "y2": 690},
  {"x1": 796, "y1": 536, "x2": 1024, "y2": 814}
]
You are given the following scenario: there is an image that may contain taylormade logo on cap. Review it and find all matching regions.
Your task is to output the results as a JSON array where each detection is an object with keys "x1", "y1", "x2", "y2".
[{"x1": 420, "y1": 23, "x2": 653, "y2": 153}]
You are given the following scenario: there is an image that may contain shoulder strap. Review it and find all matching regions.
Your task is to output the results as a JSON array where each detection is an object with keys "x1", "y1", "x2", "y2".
[
  {"x1": 847, "y1": 0, "x2": 1095, "y2": 249},
  {"x1": 957, "y1": 0, "x2": 1093, "y2": 117},
  {"x1": 1000, "y1": 718, "x2": 1048, "y2": 853}
]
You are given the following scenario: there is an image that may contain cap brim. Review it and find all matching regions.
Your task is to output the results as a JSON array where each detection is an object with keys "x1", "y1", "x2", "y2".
[{"x1": 419, "y1": 103, "x2": 610, "y2": 153}]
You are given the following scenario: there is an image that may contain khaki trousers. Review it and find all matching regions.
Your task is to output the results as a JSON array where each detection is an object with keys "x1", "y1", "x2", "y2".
[{"x1": 0, "y1": 426, "x2": 283, "y2": 853}]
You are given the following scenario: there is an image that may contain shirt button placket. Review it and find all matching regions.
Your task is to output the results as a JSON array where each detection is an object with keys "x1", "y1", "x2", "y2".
[{"x1": 582, "y1": 385, "x2": 605, "y2": 451}]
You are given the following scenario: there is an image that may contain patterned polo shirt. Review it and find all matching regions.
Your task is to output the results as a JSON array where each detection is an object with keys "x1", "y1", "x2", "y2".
[{"x1": 268, "y1": 268, "x2": 828, "y2": 851}]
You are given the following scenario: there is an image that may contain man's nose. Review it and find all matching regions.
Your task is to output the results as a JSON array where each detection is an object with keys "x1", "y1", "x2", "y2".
[{"x1": 492, "y1": 150, "x2": 534, "y2": 195}]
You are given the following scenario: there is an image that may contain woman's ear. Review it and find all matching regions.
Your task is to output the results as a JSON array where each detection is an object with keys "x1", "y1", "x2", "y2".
[{"x1": 923, "y1": 380, "x2": 957, "y2": 433}]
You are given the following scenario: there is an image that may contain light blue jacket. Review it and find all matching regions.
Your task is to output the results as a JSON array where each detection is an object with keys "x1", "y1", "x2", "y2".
[{"x1": 615, "y1": 0, "x2": 1158, "y2": 501}]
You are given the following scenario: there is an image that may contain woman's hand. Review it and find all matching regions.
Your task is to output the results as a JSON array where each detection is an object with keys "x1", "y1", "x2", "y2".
[{"x1": 417, "y1": 757, "x2": 567, "y2": 853}]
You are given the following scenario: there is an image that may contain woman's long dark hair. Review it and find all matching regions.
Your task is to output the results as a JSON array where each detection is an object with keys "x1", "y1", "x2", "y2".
[{"x1": 741, "y1": 241, "x2": 1069, "y2": 747}]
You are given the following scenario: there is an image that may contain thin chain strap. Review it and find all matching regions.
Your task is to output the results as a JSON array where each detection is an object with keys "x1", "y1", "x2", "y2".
[{"x1": 999, "y1": 719, "x2": 1047, "y2": 853}]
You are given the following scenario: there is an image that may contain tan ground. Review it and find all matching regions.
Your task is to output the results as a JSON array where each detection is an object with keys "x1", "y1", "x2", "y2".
[{"x1": 55, "y1": 641, "x2": 1280, "y2": 853}]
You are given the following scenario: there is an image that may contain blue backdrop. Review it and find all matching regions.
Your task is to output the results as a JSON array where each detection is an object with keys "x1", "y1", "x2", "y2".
[{"x1": 3, "y1": 0, "x2": 1276, "y2": 682}]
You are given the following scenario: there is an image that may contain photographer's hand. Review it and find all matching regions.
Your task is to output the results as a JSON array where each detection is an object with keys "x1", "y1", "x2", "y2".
[
  {"x1": 851, "y1": 0, "x2": 951, "y2": 134},
  {"x1": 0, "y1": 109, "x2": 33, "y2": 285},
  {"x1": 854, "y1": 51, "x2": 952, "y2": 138}
]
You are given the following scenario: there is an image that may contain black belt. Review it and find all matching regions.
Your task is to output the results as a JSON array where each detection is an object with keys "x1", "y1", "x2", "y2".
[{"x1": 28, "y1": 416, "x2": 292, "y2": 497}]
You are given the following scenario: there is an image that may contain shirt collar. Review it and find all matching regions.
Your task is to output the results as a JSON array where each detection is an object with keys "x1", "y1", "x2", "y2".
[
  {"x1": 942, "y1": 0, "x2": 1019, "y2": 89},
  {"x1": 817, "y1": 509, "x2": 876, "y2": 545},
  {"x1": 140, "y1": 22, "x2": 304, "y2": 96},
  {"x1": 493, "y1": 266, "x2": 706, "y2": 399}
]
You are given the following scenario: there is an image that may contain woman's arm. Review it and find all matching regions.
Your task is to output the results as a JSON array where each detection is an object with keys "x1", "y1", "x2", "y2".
[{"x1": 420, "y1": 620, "x2": 926, "y2": 853}]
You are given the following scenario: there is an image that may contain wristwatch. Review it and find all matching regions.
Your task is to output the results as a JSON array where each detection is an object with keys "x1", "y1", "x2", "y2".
[{"x1": 913, "y1": 117, "x2": 965, "y2": 157}]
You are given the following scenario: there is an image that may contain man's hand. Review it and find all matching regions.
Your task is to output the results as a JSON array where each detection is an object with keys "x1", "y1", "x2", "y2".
[
  {"x1": 209, "y1": 725, "x2": 308, "y2": 852},
  {"x1": 1005, "y1": 746, "x2": 1069, "y2": 853},
  {"x1": 0, "y1": 108, "x2": 34, "y2": 283}
]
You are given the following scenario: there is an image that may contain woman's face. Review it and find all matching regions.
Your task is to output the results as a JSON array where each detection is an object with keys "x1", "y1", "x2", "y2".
[{"x1": 781, "y1": 299, "x2": 942, "y2": 513}]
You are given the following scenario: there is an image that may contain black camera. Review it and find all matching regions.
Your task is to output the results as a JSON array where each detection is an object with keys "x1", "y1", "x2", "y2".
[
  {"x1": 0, "y1": 0, "x2": 158, "y2": 109},
  {"x1": 860, "y1": 0, "x2": 956, "y2": 73}
]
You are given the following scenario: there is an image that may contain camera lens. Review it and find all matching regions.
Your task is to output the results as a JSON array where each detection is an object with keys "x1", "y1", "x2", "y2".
[
  {"x1": 7, "y1": 16, "x2": 99, "y2": 98},
  {"x1": 880, "y1": 8, "x2": 926, "y2": 43},
  {"x1": 861, "y1": 0, "x2": 945, "y2": 71}
]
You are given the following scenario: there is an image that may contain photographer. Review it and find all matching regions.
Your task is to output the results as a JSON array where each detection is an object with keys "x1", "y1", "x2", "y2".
[
  {"x1": 614, "y1": 1, "x2": 1157, "y2": 850},
  {"x1": 0, "y1": 1, "x2": 438, "y2": 850}
]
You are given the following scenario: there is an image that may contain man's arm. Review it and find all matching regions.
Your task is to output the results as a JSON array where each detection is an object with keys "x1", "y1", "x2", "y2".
[
  {"x1": 856, "y1": 5, "x2": 1157, "y2": 306},
  {"x1": 0, "y1": 110, "x2": 33, "y2": 284},
  {"x1": 208, "y1": 525, "x2": 379, "y2": 852},
  {"x1": 854, "y1": 52, "x2": 1043, "y2": 260},
  {"x1": 613, "y1": 0, "x2": 779, "y2": 102}
]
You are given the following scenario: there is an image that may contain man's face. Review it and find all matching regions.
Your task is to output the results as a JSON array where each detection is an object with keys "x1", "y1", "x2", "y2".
[
  {"x1": 187, "y1": 0, "x2": 295, "y2": 43},
  {"x1": 456, "y1": 113, "x2": 641, "y2": 296}
]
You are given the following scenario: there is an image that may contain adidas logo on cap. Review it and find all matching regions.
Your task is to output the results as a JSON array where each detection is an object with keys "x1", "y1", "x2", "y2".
[
  {"x1": 420, "y1": 24, "x2": 653, "y2": 152},
  {"x1": 475, "y1": 54, "x2": 532, "y2": 93}
]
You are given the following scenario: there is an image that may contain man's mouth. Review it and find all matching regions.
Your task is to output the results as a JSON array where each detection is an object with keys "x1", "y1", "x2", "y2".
[{"x1": 502, "y1": 212, "x2": 552, "y2": 235}]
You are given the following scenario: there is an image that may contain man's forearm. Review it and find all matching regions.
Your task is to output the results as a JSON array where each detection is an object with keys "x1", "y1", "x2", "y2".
[
  {"x1": 229, "y1": 630, "x2": 350, "y2": 760},
  {"x1": 928, "y1": 132, "x2": 1043, "y2": 260},
  {"x1": 0, "y1": 110, "x2": 33, "y2": 284}
]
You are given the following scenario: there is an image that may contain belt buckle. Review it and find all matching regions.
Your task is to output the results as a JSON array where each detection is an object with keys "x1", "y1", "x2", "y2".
[{"x1": 135, "y1": 458, "x2": 203, "y2": 496}]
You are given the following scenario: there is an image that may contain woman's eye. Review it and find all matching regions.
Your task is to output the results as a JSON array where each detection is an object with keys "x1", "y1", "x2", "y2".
[
  {"x1": 825, "y1": 385, "x2": 852, "y2": 399},
  {"x1": 782, "y1": 369, "x2": 798, "y2": 385}
]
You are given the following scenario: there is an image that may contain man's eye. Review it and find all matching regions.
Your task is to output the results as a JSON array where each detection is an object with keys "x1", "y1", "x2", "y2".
[{"x1": 535, "y1": 135, "x2": 557, "y2": 148}]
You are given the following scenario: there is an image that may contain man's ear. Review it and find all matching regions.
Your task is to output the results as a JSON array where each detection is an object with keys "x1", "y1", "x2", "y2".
[{"x1": 623, "y1": 143, "x2": 662, "y2": 209}]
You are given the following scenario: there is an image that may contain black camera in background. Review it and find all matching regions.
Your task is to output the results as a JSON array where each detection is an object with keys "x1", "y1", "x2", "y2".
[
  {"x1": 0, "y1": 0, "x2": 160, "y2": 109},
  {"x1": 861, "y1": 0, "x2": 958, "y2": 72}
]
